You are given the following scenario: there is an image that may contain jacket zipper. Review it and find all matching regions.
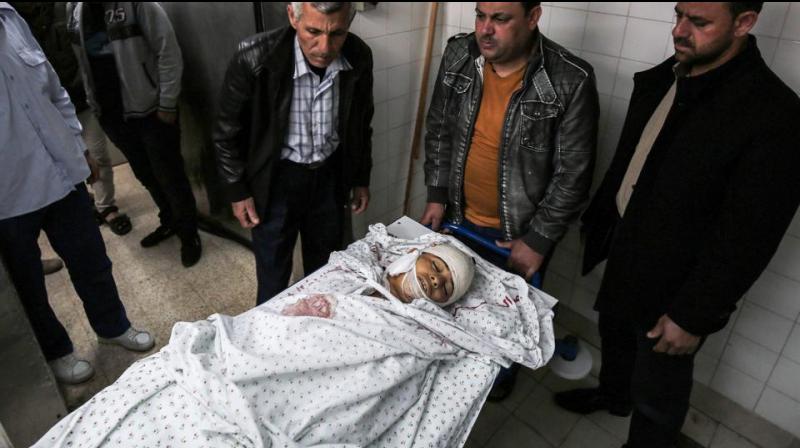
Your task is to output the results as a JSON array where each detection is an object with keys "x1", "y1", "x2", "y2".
[
  {"x1": 142, "y1": 62, "x2": 156, "y2": 89},
  {"x1": 499, "y1": 58, "x2": 537, "y2": 240},
  {"x1": 454, "y1": 59, "x2": 485, "y2": 225},
  {"x1": 499, "y1": 87, "x2": 525, "y2": 240}
]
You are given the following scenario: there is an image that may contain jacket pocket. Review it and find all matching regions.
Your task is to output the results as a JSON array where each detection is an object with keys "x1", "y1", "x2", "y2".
[
  {"x1": 142, "y1": 62, "x2": 156, "y2": 89},
  {"x1": 443, "y1": 72, "x2": 471, "y2": 94},
  {"x1": 519, "y1": 100, "x2": 561, "y2": 152},
  {"x1": 16, "y1": 48, "x2": 50, "y2": 88},
  {"x1": 17, "y1": 48, "x2": 47, "y2": 66}
]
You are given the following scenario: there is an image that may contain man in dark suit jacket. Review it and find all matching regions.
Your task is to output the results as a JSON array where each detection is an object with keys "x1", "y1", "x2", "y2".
[{"x1": 555, "y1": 3, "x2": 800, "y2": 447}]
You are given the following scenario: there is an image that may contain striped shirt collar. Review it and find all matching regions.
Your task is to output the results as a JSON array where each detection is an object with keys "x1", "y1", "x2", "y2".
[{"x1": 292, "y1": 35, "x2": 352, "y2": 82}]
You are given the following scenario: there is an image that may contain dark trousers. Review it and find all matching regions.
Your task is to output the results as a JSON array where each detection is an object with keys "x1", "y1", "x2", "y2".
[
  {"x1": 97, "y1": 112, "x2": 198, "y2": 239},
  {"x1": 454, "y1": 219, "x2": 508, "y2": 269},
  {"x1": 252, "y1": 158, "x2": 344, "y2": 305},
  {"x1": 598, "y1": 311, "x2": 701, "y2": 448},
  {"x1": 0, "y1": 184, "x2": 130, "y2": 360},
  {"x1": 452, "y1": 219, "x2": 551, "y2": 382}
]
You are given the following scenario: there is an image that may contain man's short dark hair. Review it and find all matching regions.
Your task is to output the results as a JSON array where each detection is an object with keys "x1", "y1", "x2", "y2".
[
  {"x1": 522, "y1": 2, "x2": 541, "y2": 15},
  {"x1": 727, "y1": 2, "x2": 763, "y2": 17}
]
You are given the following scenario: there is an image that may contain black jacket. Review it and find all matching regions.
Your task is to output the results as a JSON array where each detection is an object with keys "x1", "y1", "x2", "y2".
[
  {"x1": 583, "y1": 36, "x2": 800, "y2": 336},
  {"x1": 424, "y1": 32, "x2": 598, "y2": 255},
  {"x1": 213, "y1": 26, "x2": 374, "y2": 213}
]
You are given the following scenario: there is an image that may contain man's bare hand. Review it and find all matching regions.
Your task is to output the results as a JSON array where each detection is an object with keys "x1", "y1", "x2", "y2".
[
  {"x1": 232, "y1": 197, "x2": 260, "y2": 229},
  {"x1": 350, "y1": 186, "x2": 370, "y2": 214},
  {"x1": 495, "y1": 239, "x2": 544, "y2": 281},
  {"x1": 157, "y1": 110, "x2": 177, "y2": 125},
  {"x1": 420, "y1": 202, "x2": 446, "y2": 231},
  {"x1": 647, "y1": 314, "x2": 700, "y2": 355},
  {"x1": 84, "y1": 151, "x2": 99, "y2": 184}
]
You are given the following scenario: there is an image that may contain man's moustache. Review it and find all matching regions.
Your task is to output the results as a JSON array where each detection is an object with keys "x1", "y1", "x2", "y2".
[{"x1": 674, "y1": 38, "x2": 693, "y2": 48}]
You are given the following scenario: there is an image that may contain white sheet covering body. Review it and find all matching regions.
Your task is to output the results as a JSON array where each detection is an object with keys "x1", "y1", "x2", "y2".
[{"x1": 34, "y1": 225, "x2": 556, "y2": 447}]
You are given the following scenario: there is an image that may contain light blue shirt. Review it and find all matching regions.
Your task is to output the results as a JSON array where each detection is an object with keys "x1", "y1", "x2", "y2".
[
  {"x1": 280, "y1": 36, "x2": 352, "y2": 164},
  {"x1": 0, "y1": 3, "x2": 88, "y2": 220}
]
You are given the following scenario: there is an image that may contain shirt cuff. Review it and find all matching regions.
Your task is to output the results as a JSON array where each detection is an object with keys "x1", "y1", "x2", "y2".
[{"x1": 159, "y1": 97, "x2": 179, "y2": 113}]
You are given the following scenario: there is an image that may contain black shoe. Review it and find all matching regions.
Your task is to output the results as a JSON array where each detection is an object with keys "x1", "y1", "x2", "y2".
[
  {"x1": 554, "y1": 387, "x2": 632, "y2": 416},
  {"x1": 140, "y1": 225, "x2": 175, "y2": 248},
  {"x1": 486, "y1": 371, "x2": 518, "y2": 402},
  {"x1": 180, "y1": 234, "x2": 202, "y2": 267}
]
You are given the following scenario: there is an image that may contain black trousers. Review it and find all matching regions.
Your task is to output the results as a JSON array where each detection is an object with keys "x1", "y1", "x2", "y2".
[
  {"x1": 251, "y1": 158, "x2": 344, "y2": 305},
  {"x1": 598, "y1": 311, "x2": 703, "y2": 448},
  {"x1": 0, "y1": 184, "x2": 130, "y2": 360},
  {"x1": 97, "y1": 112, "x2": 198, "y2": 239}
]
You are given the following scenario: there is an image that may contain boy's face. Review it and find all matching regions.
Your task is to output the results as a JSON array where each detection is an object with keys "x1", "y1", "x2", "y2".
[
  {"x1": 414, "y1": 253, "x2": 454, "y2": 304},
  {"x1": 386, "y1": 254, "x2": 454, "y2": 304}
]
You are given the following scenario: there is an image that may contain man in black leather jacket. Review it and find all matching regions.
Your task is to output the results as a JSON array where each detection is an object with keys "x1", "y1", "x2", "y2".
[
  {"x1": 214, "y1": 2, "x2": 373, "y2": 305},
  {"x1": 421, "y1": 2, "x2": 599, "y2": 400},
  {"x1": 555, "y1": 3, "x2": 800, "y2": 447}
]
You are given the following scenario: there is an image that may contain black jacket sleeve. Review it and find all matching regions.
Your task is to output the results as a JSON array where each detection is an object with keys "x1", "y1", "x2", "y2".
[
  {"x1": 212, "y1": 45, "x2": 258, "y2": 203},
  {"x1": 352, "y1": 46, "x2": 374, "y2": 188},
  {"x1": 423, "y1": 42, "x2": 459, "y2": 205}
]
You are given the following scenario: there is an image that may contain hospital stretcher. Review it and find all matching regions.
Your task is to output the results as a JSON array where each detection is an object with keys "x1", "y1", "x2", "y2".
[{"x1": 34, "y1": 218, "x2": 557, "y2": 448}]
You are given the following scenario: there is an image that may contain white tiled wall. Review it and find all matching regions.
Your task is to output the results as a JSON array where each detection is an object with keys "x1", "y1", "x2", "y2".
[
  {"x1": 355, "y1": 2, "x2": 800, "y2": 437},
  {"x1": 349, "y1": 3, "x2": 432, "y2": 236}
]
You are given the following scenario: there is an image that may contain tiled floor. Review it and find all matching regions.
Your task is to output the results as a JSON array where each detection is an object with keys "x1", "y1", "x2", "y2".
[
  {"x1": 35, "y1": 164, "x2": 784, "y2": 448},
  {"x1": 39, "y1": 165, "x2": 256, "y2": 409}
]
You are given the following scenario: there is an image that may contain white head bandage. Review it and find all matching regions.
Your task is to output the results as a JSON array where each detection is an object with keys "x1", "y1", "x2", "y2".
[
  {"x1": 422, "y1": 244, "x2": 475, "y2": 306},
  {"x1": 384, "y1": 244, "x2": 475, "y2": 306},
  {"x1": 385, "y1": 251, "x2": 427, "y2": 300}
]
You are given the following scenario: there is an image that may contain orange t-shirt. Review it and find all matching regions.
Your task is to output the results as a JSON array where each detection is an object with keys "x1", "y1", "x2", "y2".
[{"x1": 464, "y1": 62, "x2": 525, "y2": 228}]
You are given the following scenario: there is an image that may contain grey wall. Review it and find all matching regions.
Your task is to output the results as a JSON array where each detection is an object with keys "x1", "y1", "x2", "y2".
[{"x1": 0, "y1": 261, "x2": 67, "y2": 447}]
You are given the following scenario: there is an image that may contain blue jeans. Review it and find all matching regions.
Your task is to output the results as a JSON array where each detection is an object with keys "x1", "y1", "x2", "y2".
[
  {"x1": 0, "y1": 184, "x2": 130, "y2": 360},
  {"x1": 252, "y1": 158, "x2": 343, "y2": 305},
  {"x1": 452, "y1": 219, "x2": 507, "y2": 268}
]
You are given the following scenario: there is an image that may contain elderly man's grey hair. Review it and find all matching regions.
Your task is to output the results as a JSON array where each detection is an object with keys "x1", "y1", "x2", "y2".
[{"x1": 291, "y1": 2, "x2": 357, "y2": 24}]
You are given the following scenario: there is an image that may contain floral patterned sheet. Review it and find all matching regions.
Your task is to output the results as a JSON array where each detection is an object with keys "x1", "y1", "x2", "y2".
[{"x1": 34, "y1": 225, "x2": 556, "y2": 448}]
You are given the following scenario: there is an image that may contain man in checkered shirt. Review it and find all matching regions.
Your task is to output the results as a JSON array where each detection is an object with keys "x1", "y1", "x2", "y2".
[{"x1": 214, "y1": 2, "x2": 374, "y2": 305}]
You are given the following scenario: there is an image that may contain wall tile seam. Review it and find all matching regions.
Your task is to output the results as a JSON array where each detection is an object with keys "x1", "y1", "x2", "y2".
[
  {"x1": 713, "y1": 360, "x2": 767, "y2": 411},
  {"x1": 739, "y1": 297, "x2": 799, "y2": 332},
  {"x1": 550, "y1": 5, "x2": 674, "y2": 24}
]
